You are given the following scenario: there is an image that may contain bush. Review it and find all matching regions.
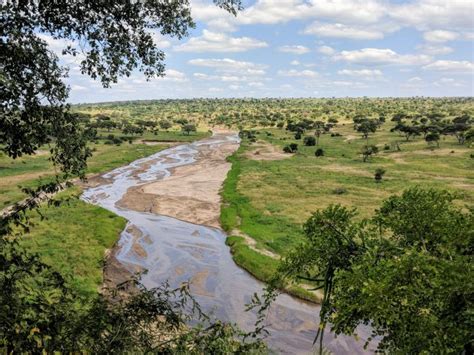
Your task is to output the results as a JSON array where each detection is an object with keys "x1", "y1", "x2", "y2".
[
  {"x1": 315, "y1": 148, "x2": 324, "y2": 157},
  {"x1": 330, "y1": 132, "x2": 341, "y2": 137},
  {"x1": 283, "y1": 143, "x2": 298, "y2": 153},
  {"x1": 294, "y1": 132, "x2": 302, "y2": 140},
  {"x1": 374, "y1": 168, "x2": 386, "y2": 182},
  {"x1": 303, "y1": 136, "x2": 316, "y2": 146}
]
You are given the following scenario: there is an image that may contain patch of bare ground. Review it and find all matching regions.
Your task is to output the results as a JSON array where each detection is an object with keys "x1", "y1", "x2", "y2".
[
  {"x1": 344, "y1": 134, "x2": 358, "y2": 142},
  {"x1": 138, "y1": 140, "x2": 179, "y2": 146},
  {"x1": 230, "y1": 228, "x2": 280, "y2": 259},
  {"x1": 116, "y1": 132, "x2": 239, "y2": 228},
  {"x1": 244, "y1": 141, "x2": 292, "y2": 161}
]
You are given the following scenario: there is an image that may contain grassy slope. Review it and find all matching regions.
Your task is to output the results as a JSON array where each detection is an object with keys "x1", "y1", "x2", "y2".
[
  {"x1": 18, "y1": 188, "x2": 127, "y2": 298},
  {"x1": 0, "y1": 130, "x2": 210, "y2": 208},
  {"x1": 221, "y1": 124, "x2": 474, "y2": 296}
]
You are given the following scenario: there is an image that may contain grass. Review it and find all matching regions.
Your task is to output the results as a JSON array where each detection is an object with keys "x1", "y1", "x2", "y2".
[
  {"x1": 221, "y1": 123, "x2": 474, "y2": 298},
  {"x1": 0, "y1": 130, "x2": 210, "y2": 208},
  {"x1": 226, "y1": 236, "x2": 317, "y2": 302},
  {"x1": 17, "y1": 188, "x2": 127, "y2": 298}
]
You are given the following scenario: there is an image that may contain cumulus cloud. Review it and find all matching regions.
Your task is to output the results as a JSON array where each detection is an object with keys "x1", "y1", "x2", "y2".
[
  {"x1": 303, "y1": 22, "x2": 384, "y2": 40},
  {"x1": 417, "y1": 44, "x2": 453, "y2": 55},
  {"x1": 338, "y1": 69, "x2": 383, "y2": 78},
  {"x1": 174, "y1": 30, "x2": 267, "y2": 52},
  {"x1": 277, "y1": 69, "x2": 319, "y2": 78},
  {"x1": 334, "y1": 48, "x2": 432, "y2": 66},
  {"x1": 278, "y1": 45, "x2": 310, "y2": 55},
  {"x1": 423, "y1": 60, "x2": 474, "y2": 72},
  {"x1": 423, "y1": 30, "x2": 459, "y2": 43},
  {"x1": 188, "y1": 58, "x2": 267, "y2": 75},
  {"x1": 390, "y1": 0, "x2": 473, "y2": 31},
  {"x1": 317, "y1": 45, "x2": 336, "y2": 55}
]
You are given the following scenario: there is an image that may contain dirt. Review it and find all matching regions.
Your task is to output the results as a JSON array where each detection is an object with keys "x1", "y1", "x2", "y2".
[
  {"x1": 244, "y1": 141, "x2": 292, "y2": 161},
  {"x1": 116, "y1": 131, "x2": 239, "y2": 228},
  {"x1": 138, "y1": 140, "x2": 179, "y2": 146}
]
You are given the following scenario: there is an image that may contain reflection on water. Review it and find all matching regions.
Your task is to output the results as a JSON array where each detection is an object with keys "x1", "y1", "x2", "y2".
[{"x1": 82, "y1": 133, "x2": 372, "y2": 354}]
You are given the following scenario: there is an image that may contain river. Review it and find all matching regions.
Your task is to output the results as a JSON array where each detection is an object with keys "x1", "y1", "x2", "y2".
[{"x1": 81, "y1": 132, "x2": 372, "y2": 354}]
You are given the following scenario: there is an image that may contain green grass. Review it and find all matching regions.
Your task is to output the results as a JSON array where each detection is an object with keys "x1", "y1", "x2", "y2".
[
  {"x1": 17, "y1": 188, "x2": 127, "y2": 298},
  {"x1": 221, "y1": 124, "x2": 474, "y2": 298},
  {"x1": 226, "y1": 236, "x2": 317, "y2": 302},
  {"x1": 0, "y1": 130, "x2": 210, "y2": 208}
]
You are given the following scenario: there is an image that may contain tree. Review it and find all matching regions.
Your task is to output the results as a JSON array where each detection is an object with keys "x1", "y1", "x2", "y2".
[
  {"x1": 304, "y1": 136, "x2": 316, "y2": 146},
  {"x1": 353, "y1": 118, "x2": 379, "y2": 144},
  {"x1": 1, "y1": 1, "x2": 268, "y2": 352},
  {"x1": 391, "y1": 122, "x2": 421, "y2": 141},
  {"x1": 279, "y1": 188, "x2": 473, "y2": 354},
  {"x1": 361, "y1": 145, "x2": 378, "y2": 162},
  {"x1": 159, "y1": 120, "x2": 172, "y2": 131},
  {"x1": 182, "y1": 123, "x2": 197, "y2": 135},
  {"x1": 425, "y1": 131, "x2": 440, "y2": 147}
]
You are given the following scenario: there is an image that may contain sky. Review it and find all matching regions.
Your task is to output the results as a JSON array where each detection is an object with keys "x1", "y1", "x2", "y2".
[{"x1": 45, "y1": 0, "x2": 474, "y2": 103}]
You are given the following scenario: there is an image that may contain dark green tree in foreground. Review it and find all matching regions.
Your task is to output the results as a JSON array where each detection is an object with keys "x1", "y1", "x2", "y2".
[
  {"x1": 0, "y1": 1, "x2": 269, "y2": 353},
  {"x1": 278, "y1": 188, "x2": 473, "y2": 354}
]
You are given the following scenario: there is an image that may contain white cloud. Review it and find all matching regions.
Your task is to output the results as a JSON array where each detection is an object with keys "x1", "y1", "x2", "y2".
[
  {"x1": 390, "y1": 0, "x2": 473, "y2": 31},
  {"x1": 149, "y1": 31, "x2": 172, "y2": 48},
  {"x1": 278, "y1": 45, "x2": 310, "y2": 55},
  {"x1": 334, "y1": 48, "x2": 432, "y2": 66},
  {"x1": 417, "y1": 44, "x2": 453, "y2": 55},
  {"x1": 188, "y1": 58, "x2": 267, "y2": 75},
  {"x1": 338, "y1": 69, "x2": 383, "y2": 78},
  {"x1": 433, "y1": 77, "x2": 466, "y2": 87},
  {"x1": 174, "y1": 30, "x2": 267, "y2": 52},
  {"x1": 304, "y1": 22, "x2": 384, "y2": 40},
  {"x1": 290, "y1": 60, "x2": 301, "y2": 65},
  {"x1": 423, "y1": 30, "x2": 459, "y2": 43},
  {"x1": 317, "y1": 45, "x2": 335, "y2": 56},
  {"x1": 163, "y1": 69, "x2": 187, "y2": 82},
  {"x1": 248, "y1": 82, "x2": 264, "y2": 87},
  {"x1": 423, "y1": 60, "x2": 474, "y2": 72},
  {"x1": 278, "y1": 69, "x2": 319, "y2": 78}
]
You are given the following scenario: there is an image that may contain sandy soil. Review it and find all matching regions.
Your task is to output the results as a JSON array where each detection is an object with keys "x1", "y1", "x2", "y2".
[
  {"x1": 116, "y1": 131, "x2": 239, "y2": 228},
  {"x1": 244, "y1": 141, "x2": 292, "y2": 161}
]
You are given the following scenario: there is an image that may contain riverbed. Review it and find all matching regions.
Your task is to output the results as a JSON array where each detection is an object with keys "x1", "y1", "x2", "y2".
[{"x1": 81, "y1": 131, "x2": 372, "y2": 354}]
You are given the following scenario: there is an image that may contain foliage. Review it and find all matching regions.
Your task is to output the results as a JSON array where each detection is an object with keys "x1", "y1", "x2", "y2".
[
  {"x1": 303, "y1": 136, "x2": 316, "y2": 146},
  {"x1": 283, "y1": 143, "x2": 298, "y2": 153},
  {"x1": 0, "y1": 237, "x2": 266, "y2": 353},
  {"x1": 361, "y1": 144, "x2": 378, "y2": 162},
  {"x1": 315, "y1": 148, "x2": 324, "y2": 157},
  {"x1": 279, "y1": 188, "x2": 474, "y2": 354},
  {"x1": 374, "y1": 168, "x2": 385, "y2": 182},
  {"x1": 182, "y1": 123, "x2": 197, "y2": 135}
]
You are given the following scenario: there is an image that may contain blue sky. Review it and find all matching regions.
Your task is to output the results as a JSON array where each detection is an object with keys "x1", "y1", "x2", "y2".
[{"x1": 44, "y1": 0, "x2": 474, "y2": 103}]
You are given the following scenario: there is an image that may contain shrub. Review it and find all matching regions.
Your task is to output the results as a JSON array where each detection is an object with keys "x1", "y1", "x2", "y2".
[
  {"x1": 315, "y1": 148, "x2": 324, "y2": 157},
  {"x1": 283, "y1": 143, "x2": 298, "y2": 153},
  {"x1": 303, "y1": 136, "x2": 316, "y2": 146},
  {"x1": 374, "y1": 168, "x2": 386, "y2": 182},
  {"x1": 294, "y1": 132, "x2": 302, "y2": 140}
]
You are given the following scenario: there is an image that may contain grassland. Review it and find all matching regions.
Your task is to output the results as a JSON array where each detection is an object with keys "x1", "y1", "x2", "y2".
[
  {"x1": 16, "y1": 188, "x2": 127, "y2": 298},
  {"x1": 0, "y1": 130, "x2": 210, "y2": 208},
  {"x1": 221, "y1": 122, "x2": 474, "y2": 286}
]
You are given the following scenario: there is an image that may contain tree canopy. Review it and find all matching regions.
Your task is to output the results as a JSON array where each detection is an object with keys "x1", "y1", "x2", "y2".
[{"x1": 279, "y1": 188, "x2": 473, "y2": 354}]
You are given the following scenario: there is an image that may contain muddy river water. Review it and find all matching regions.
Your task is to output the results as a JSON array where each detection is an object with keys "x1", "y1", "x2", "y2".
[{"x1": 82, "y1": 132, "x2": 372, "y2": 354}]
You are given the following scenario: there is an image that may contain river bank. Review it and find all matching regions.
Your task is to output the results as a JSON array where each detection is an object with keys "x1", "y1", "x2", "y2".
[{"x1": 81, "y1": 131, "x2": 373, "y2": 354}]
